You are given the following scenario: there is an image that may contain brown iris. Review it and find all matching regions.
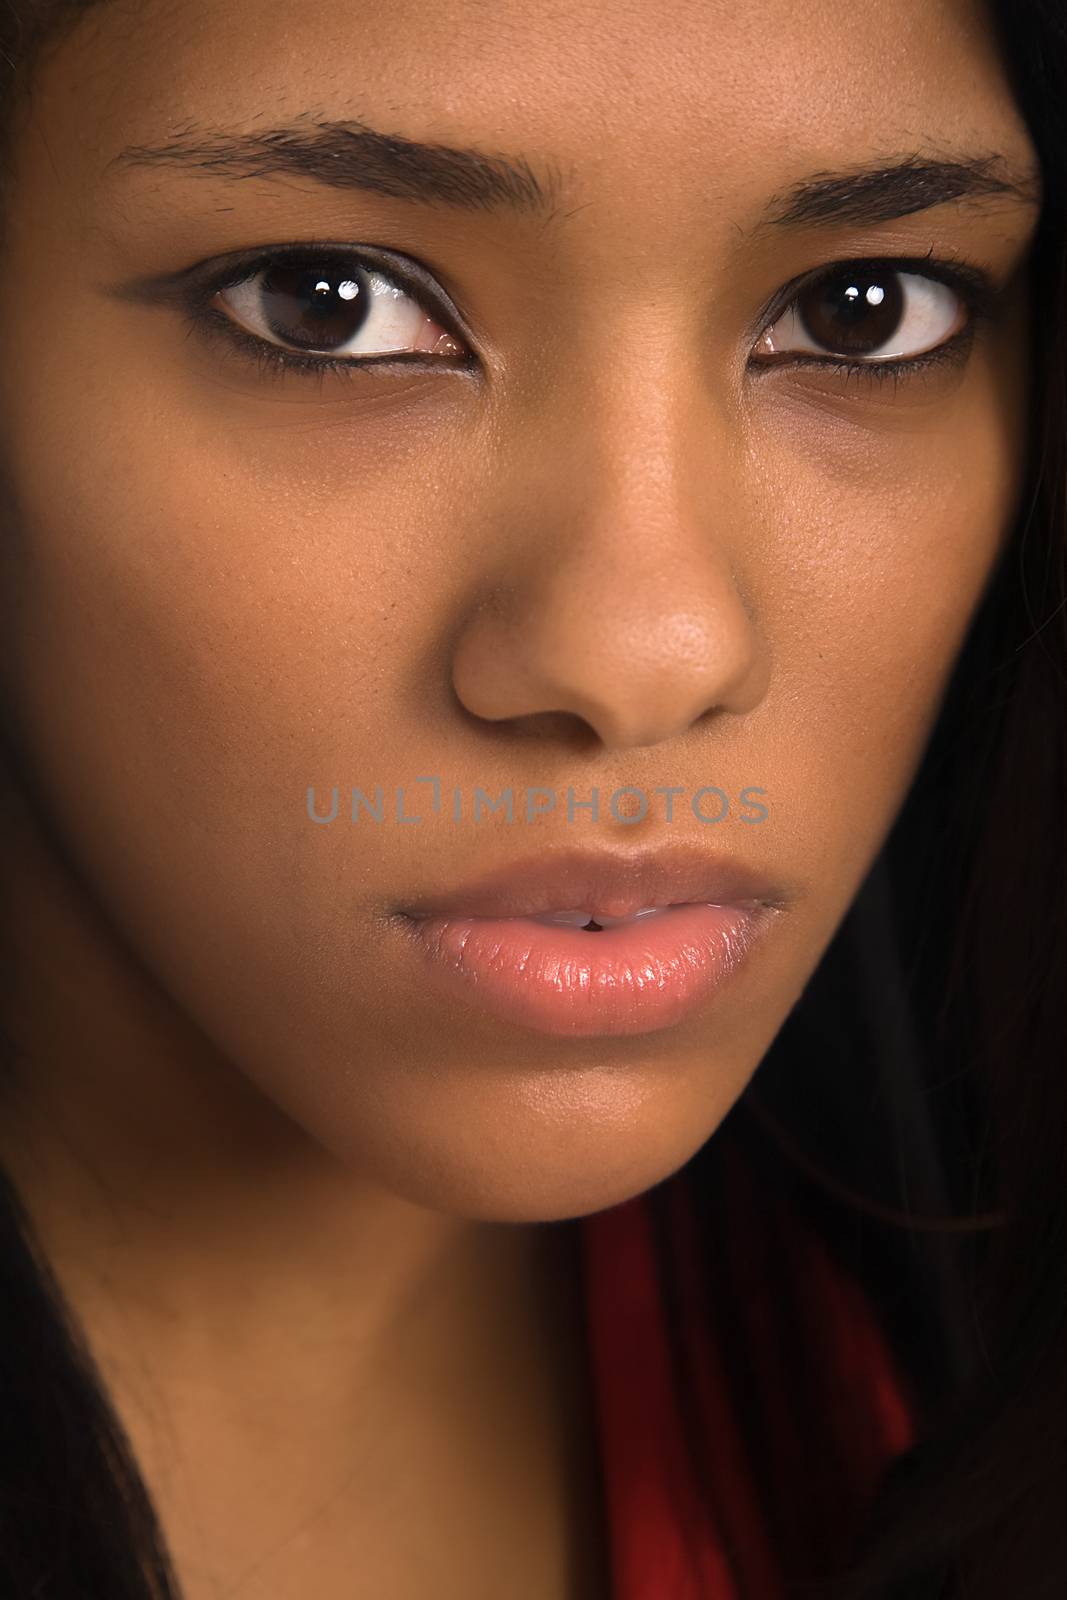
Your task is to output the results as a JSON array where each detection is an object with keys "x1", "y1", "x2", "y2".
[
  {"x1": 797, "y1": 268, "x2": 905, "y2": 355},
  {"x1": 257, "y1": 258, "x2": 372, "y2": 351}
]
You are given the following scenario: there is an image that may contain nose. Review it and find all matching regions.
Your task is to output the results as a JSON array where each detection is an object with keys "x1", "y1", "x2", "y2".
[{"x1": 450, "y1": 376, "x2": 768, "y2": 753}]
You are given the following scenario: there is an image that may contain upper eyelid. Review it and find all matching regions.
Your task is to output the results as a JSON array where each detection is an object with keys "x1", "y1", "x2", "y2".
[
  {"x1": 753, "y1": 254, "x2": 999, "y2": 340},
  {"x1": 194, "y1": 243, "x2": 475, "y2": 343}
]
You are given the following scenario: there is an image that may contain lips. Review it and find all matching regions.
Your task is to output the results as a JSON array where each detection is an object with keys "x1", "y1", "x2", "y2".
[
  {"x1": 393, "y1": 843, "x2": 793, "y2": 924},
  {"x1": 388, "y1": 845, "x2": 793, "y2": 1036}
]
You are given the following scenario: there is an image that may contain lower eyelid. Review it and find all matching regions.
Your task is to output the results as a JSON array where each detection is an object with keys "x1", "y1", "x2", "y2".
[
  {"x1": 748, "y1": 312, "x2": 981, "y2": 382},
  {"x1": 187, "y1": 303, "x2": 477, "y2": 390}
]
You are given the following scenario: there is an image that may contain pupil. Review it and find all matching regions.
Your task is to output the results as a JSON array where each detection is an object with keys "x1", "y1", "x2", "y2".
[
  {"x1": 258, "y1": 260, "x2": 372, "y2": 351},
  {"x1": 800, "y1": 270, "x2": 904, "y2": 356}
]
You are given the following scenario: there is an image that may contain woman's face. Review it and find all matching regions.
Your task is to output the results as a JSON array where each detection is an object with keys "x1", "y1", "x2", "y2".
[{"x1": 0, "y1": 0, "x2": 1041, "y2": 1219}]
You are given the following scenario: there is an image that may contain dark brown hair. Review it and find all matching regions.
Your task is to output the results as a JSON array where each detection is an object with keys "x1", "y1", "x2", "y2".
[{"x1": 1, "y1": 2, "x2": 1066, "y2": 1595}]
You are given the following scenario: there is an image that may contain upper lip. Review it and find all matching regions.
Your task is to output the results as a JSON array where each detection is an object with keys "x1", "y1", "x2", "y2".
[{"x1": 395, "y1": 844, "x2": 795, "y2": 921}]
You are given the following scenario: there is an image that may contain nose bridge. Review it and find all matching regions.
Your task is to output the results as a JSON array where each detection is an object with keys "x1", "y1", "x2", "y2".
[{"x1": 450, "y1": 347, "x2": 769, "y2": 751}]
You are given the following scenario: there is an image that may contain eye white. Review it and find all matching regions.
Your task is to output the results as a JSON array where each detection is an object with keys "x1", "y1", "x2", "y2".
[
  {"x1": 756, "y1": 271, "x2": 965, "y2": 362},
  {"x1": 218, "y1": 267, "x2": 457, "y2": 358}
]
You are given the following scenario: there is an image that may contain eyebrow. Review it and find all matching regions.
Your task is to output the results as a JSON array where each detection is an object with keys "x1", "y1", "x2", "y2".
[
  {"x1": 756, "y1": 151, "x2": 1042, "y2": 234},
  {"x1": 106, "y1": 117, "x2": 1042, "y2": 230},
  {"x1": 107, "y1": 117, "x2": 564, "y2": 218}
]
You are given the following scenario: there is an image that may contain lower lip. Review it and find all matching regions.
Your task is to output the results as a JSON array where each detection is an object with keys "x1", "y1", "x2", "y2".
[{"x1": 394, "y1": 902, "x2": 778, "y2": 1037}]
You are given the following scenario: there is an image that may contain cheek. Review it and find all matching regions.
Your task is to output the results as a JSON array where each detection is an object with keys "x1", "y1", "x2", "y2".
[
  {"x1": 737, "y1": 362, "x2": 1026, "y2": 889},
  {"x1": 0, "y1": 369, "x2": 461, "y2": 1054},
  {"x1": 0, "y1": 354, "x2": 464, "y2": 832},
  {"x1": 0, "y1": 440, "x2": 388, "y2": 821}
]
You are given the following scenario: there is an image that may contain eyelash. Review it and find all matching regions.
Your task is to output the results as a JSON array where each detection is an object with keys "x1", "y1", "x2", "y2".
[
  {"x1": 753, "y1": 249, "x2": 1000, "y2": 392},
  {"x1": 179, "y1": 242, "x2": 1001, "y2": 392},
  {"x1": 181, "y1": 244, "x2": 476, "y2": 391}
]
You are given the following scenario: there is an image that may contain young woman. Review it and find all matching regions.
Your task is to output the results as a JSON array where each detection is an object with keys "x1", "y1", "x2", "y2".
[{"x1": 0, "y1": 0, "x2": 1063, "y2": 1594}]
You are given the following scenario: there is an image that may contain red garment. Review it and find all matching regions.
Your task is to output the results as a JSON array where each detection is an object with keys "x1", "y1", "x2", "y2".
[{"x1": 580, "y1": 1143, "x2": 918, "y2": 1599}]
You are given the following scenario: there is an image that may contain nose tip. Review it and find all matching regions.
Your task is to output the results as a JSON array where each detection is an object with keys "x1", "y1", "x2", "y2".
[{"x1": 451, "y1": 580, "x2": 766, "y2": 752}]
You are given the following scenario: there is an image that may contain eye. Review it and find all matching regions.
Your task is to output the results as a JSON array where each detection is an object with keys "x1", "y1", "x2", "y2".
[
  {"x1": 754, "y1": 262, "x2": 968, "y2": 367},
  {"x1": 213, "y1": 252, "x2": 468, "y2": 364}
]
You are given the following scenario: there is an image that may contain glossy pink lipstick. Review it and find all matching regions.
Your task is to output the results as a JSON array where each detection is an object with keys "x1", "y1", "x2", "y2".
[{"x1": 391, "y1": 847, "x2": 791, "y2": 1037}]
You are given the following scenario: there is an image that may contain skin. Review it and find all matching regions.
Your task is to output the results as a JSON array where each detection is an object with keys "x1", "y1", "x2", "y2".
[{"x1": 0, "y1": 0, "x2": 1043, "y2": 1594}]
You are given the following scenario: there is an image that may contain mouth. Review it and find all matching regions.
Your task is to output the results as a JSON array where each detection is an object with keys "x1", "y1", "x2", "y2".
[
  {"x1": 389, "y1": 847, "x2": 792, "y2": 1038},
  {"x1": 520, "y1": 906, "x2": 686, "y2": 930}
]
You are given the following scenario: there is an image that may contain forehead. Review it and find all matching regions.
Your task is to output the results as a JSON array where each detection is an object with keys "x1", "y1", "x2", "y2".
[{"x1": 44, "y1": 0, "x2": 1034, "y2": 215}]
